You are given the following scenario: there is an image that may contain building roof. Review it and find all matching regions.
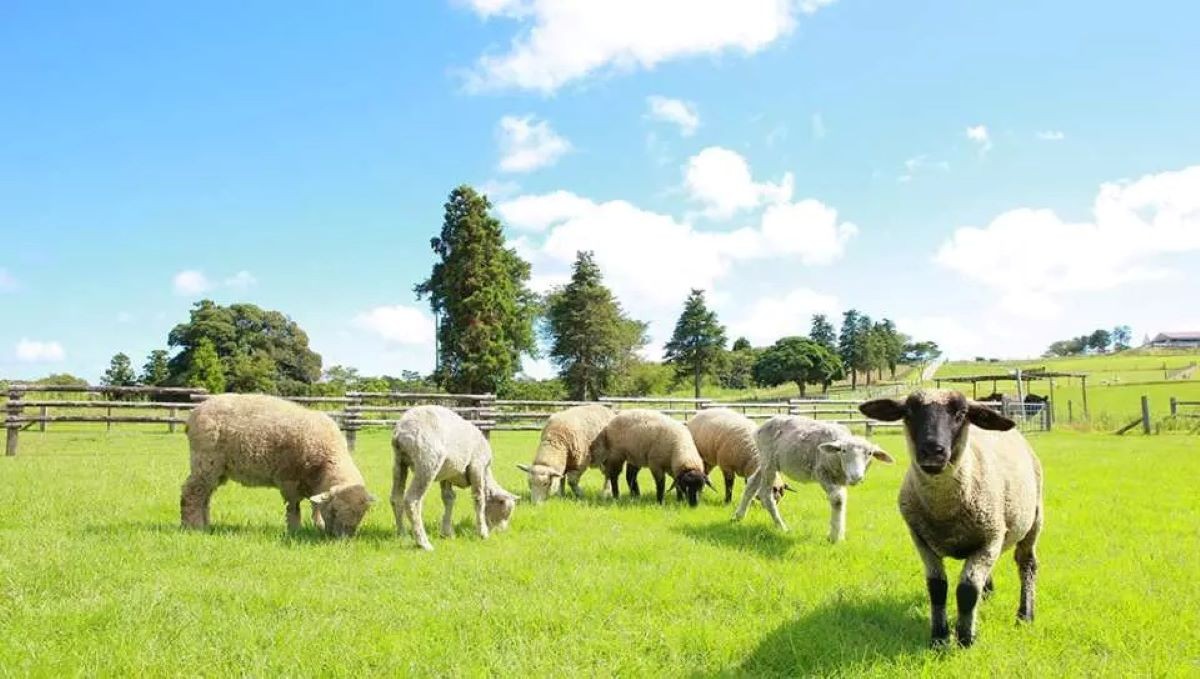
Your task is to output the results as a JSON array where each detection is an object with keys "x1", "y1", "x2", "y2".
[{"x1": 1152, "y1": 331, "x2": 1200, "y2": 341}]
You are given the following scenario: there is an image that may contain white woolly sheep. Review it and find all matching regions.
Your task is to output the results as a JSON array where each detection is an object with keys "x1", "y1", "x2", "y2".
[
  {"x1": 860, "y1": 389, "x2": 1043, "y2": 648},
  {"x1": 517, "y1": 404, "x2": 615, "y2": 503},
  {"x1": 686, "y1": 408, "x2": 791, "y2": 504},
  {"x1": 391, "y1": 405, "x2": 518, "y2": 551},
  {"x1": 590, "y1": 409, "x2": 713, "y2": 506},
  {"x1": 732, "y1": 416, "x2": 894, "y2": 542},
  {"x1": 181, "y1": 393, "x2": 375, "y2": 537}
]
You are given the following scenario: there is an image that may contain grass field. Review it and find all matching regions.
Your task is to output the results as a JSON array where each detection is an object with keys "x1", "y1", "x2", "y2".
[{"x1": 2, "y1": 427, "x2": 1198, "y2": 676}]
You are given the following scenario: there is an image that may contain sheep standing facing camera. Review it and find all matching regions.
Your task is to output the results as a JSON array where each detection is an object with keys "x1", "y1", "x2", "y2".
[
  {"x1": 860, "y1": 389, "x2": 1043, "y2": 648},
  {"x1": 391, "y1": 405, "x2": 518, "y2": 551}
]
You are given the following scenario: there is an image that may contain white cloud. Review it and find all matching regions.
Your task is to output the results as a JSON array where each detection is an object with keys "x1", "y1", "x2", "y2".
[
  {"x1": 759, "y1": 199, "x2": 858, "y2": 265},
  {"x1": 936, "y1": 164, "x2": 1200, "y2": 319},
  {"x1": 496, "y1": 190, "x2": 598, "y2": 232},
  {"x1": 16, "y1": 339, "x2": 65, "y2": 363},
  {"x1": 966, "y1": 124, "x2": 992, "y2": 154},
  {"x1": 352, "y1": 305, "x2": 435, "y2": 345},
  {"x1": 894, "y1": 316, "x2": 984, "y2": 359},
  {"x1": 497, "y1": 115, "x2": 572, "y2": 173},
  {"x1": 1036, "y1": 130, "x2": 1065, "y2": 141},
  {"x1": 898, "y1": 154, "x2": 950, "y2": 183},
  {"x1": 172, "y1": 270, "x2": 211, "y2": 295},
  {"x1": 479, "y1": 179, "x2": 522, "y2": 201},
  {"x1": 0, "y1": 268, "x2": 17, "y2": 292},
  {"x1": 811, "y1": 113, "x2": 826, "y2": 140},
  {"x1": 729, "y1": 288, "x2": 840, "y2": 345},
  {"x1": 463, "y1": 0, "x2": 834, "y2": 93},
  {"x1": 224, "y1": 271, "x2": 258, "y2": 290},
  {"x1": 646, "y1": 96, "x2": 700, "y2": 136},
  {"x1": 684, "y1": 146, "x2": 793, "y2": 218}
]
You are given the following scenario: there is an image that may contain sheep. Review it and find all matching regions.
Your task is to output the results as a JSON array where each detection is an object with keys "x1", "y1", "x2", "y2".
[
  {"x1": 589, "y1": 409, "x2": 713, "y2": 506},
  {"x1": 390, "y1": 405, "x2": 519, "y2": 551},
  {"x1": 517, "y1": 404, "x2": 615, "y2": 503},
  {"x1": 859, "y1": 389, "x2": 1043, "y2": 648},
  {"x1": 181, "y1": 393, "x2": 374, "y2": 537},
  {"x1": 732, "y1": 416, "x2": 894, "y2": 542},
  {"x1": 686, "y1": 408, "x2": 791, "y2": 504}
]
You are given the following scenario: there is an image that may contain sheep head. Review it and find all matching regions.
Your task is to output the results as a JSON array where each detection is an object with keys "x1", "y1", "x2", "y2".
[
  {"x1": 517, "y1": 463, "x2": 564, "y2": 504},
  {"x1": 310, "y1": 483, "x2": 375, "y2": 538}
]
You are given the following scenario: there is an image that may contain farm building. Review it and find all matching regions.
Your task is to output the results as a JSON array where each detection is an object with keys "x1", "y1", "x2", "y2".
[{"x1": 1147, "y1": 331, "x2": 1200, "y2": 348}]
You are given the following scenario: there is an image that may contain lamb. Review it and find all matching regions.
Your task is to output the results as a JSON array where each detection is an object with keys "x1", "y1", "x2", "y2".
[
  {"x1": 517, "y1": 404, "x2": 615, "y2": 503},
  {"x1": 732, "y1": 416, "x2": 894, "y2": 542},
  {"x1": 589, "y1": 409, "x2": 713, "y2": 506},
  {"x1": 859, "y1": 389, "x2": 1043, "y2": 648},
  {"x1": 181, "y1": 393, "x2": 374, "y2": 537},
  {"x1": 391, "y1": 405, "x2": 519, "y2": 551},
  {"x1": 686, "y1": 408, "x2": 791, "y2": 504}
]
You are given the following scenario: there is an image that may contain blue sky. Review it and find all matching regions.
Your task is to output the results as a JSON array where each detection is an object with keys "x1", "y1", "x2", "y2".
[{"x1": 2, "y1": 1, "x2": 1199, "y2": 381}]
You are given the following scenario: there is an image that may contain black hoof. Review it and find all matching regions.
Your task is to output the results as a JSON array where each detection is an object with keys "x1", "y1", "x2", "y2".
[{"x1": 956, "y1": 631, "x2": 975, "y2": 648}]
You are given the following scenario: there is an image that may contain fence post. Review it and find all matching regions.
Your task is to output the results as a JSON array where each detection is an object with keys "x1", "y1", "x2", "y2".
[
  {"x1": 169, "y1": 407, "x2": 177, "y2": 433},
  {"x1": 106, "y1": 406, "x2": 113, "y2": 432},
  {"x1": 1170, "y1": 397, "x2": 1178, "y2": 417},
  {"x1": 5, "y1": 389, "x2": 22, "y2": 456},
  {"x1": 39, "y1": 405, "x2": 48, "y2": 433},
  {"x1": 865, "y1": 422, "x2": 875, "y2": 439},
  {"x1": 1141, "y1": 395, "x2": 1151, "y2": 435},
  {"x1": 1068, "y1": 400, "x2": 1074, "y2": 424},
  {"x1": 344, "y1": 394, "x2": 361, "y2": 453}
]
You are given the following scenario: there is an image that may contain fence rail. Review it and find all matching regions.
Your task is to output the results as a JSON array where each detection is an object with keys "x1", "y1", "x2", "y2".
[{"x1": 5, "y1": 386, "x2": 1047, "y2": 456}]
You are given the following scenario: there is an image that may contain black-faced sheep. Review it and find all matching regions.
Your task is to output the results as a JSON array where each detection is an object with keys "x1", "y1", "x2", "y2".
[
  {"x1": 517, "y1": 404, "x2": 615, "y2": 503},
  {"x1": 687, "y1": 408, "x2": 790, "y2": 504},
  {"x1": 590, "y1": 409, "x2": 713, "y2": 506},
  {"x1": 732, "y1": 416, "x2": 893, "y2": 542},
  {"x1": 860, "y1": 389, "x2": 1043, "y2": 648},
  {"x1": 181, "y1": 394, "x2": 374, "y2": 537},
  {"x1": 391, "y1": 405, "x2": 518, "y2": 551}
]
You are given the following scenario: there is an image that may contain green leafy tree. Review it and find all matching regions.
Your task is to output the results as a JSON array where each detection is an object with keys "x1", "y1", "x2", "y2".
[
  {"x1": 544, "y1": 251, "x2": 648, "y2": 400},
  {"x1": 876, "y1": 319, "x2": 907, "y2": 379},
  {"x1": 226, "y1": 351, "x2": 277, "y2": 393},
  {"x1": 416, "y1": 185, "x2": 537, "y2": 394},
  {"x1": 901, "y1": 341, "x2": 942, "y2": 364},
  {"x1": 141, "y1": 350, "x2": 171, "y2": 386},
  {"x1": 609, "y1": 359, "x2": 675, "y2": 397},
  {"x1": 1088, "y1": 328, "x2": 1113, "y2": 353},
  {"x1": 102, "y1": 353, "x2": 137, "y2": 388},
  {"x1": 167, "y1": 300, "x2": 321, "y2": 393},
  {"x1": 663, "y1": 289, "x2": 727, "y2": 398},
  {"x1": 753, "y1": 337, "x2": 845, "y2": 397},
  {"x1": 809, "y1": 314, "x2": 837, "y2": 351},
  {"x1": 185, "y1": 339, "x2": 226, "y2": 393},
  {"x1": 718, "y1": 343, "x2": 760, "y2": 390},
  {"x1": 1111, "y1": 325, "x2": 1133, "y2": 351},
  {"x1": 731, "y1": 337, "x2": 752, "y2": 352}
]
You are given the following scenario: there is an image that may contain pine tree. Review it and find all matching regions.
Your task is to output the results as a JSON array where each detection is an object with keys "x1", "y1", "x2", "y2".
[
  {"x1": 545, "y1": 251, "x2": 647, "y2": 400},
  {"x1": 809, "y1": 314, "x2": 837, "y2": 351},
  {"x1": 663, "y1": 289, "x2": 727, "y2": 398},
  {"x1": 838, "y1": 309, "x2": 862, "y2": 389},
  {"x1": 102, "y1": 353, "x2": 137, "y2": 389},
  {"x1": 141, "y1": 350, "x2": 171, "y2": 386},
  {"x1": 416, "y1": 185, "x2": 537, "y2": 394},
  {"x1": 186, "y1": 338, "x2": 226, "y2": 394}
]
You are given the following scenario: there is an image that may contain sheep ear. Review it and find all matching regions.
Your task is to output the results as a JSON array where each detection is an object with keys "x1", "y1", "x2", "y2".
[
  {"x1": 967, "y1": 402, "x2": 1016, "y2": 431},
  {"x1": 549, "y1": 471, "x2": 564, "y2": 479},
  {"x1": 516, "y1": 463, "x2": 532, "y2": 473},
  {"x1": 859, "y1": 398, "x2": 906, "y2": 422},
  {"x1": 704, "y1": 476, "x2": 717, "y2": 491},
  {"x1": 818, "y1": 441, "x2": 844, "y2": 454},
  {"x1": 871, "y1": 448, "x2": 895, "y2": 464},
  {"x1": 309, "y1": 491, "x2": 332, "y2": 505},
  {"x1": 782, "y1": 484, "x2": 797, "y2": 493}
]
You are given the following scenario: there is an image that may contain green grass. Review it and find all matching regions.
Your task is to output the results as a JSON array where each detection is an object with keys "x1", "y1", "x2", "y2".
[{"x1": 2, "y1": 427, "x2": 1198, "y2": 676}]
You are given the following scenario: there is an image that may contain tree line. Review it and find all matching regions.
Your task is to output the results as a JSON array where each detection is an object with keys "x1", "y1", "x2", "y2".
[
  {"x1": 1043, "y1": 326, "x2": 1132, "y2": 357},
  {"x1": 97, "y1": 184, "x2": 941, "y2": 399}
]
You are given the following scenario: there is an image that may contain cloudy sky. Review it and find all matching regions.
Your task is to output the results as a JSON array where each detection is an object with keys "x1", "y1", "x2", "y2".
[{"x1": 2, "y1": 1, "x2": 1198, "y2": 380}]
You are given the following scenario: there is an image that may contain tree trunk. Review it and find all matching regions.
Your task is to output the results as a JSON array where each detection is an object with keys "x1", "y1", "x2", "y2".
[
  {"x1": 851, "y1": 370, "x2": 858, "y2": 389},
  {"x1": 797, "y1": 381, "x2": 807, "y2": 398},
  {"x1": 694, "y1": 363, "x2": 701, "y2": 399}
]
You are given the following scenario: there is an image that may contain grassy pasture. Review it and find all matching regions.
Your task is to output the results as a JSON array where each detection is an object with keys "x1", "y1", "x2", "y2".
[{"x1": 1, "y1": 427, "x2": 1198, "y2": 677}]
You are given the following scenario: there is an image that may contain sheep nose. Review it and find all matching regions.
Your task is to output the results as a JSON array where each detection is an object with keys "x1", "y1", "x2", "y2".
[{"x1": 920, "y1": 442, "x2": 946, "y2": 458}]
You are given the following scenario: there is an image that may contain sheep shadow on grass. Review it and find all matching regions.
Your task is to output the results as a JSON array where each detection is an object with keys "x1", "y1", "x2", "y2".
[
  {"x1": 718, "y1": 594, "x2": 927, "y2": 677},
  {"x1": 674, "y1": 521, "x2": 798, "y2": 560}
]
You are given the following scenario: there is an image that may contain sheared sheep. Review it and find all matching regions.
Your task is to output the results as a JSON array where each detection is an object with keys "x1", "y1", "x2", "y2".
[
  {"x1": 517, "y1": 404, "x2": 615, "y2": 503},
  {"x1": 859, "y1": 389, "x2": 1043, "y2": 648},
  {"x1": 687, "y1": 407, "x2": 791, "y2": 504},
  {"x1": 181, "y1": 393, "x2": 374, "y2": 537},
  {"x1": 732, "y1": 416, "x2": 893, "y2": 542},
  {"x1": 590, "y1": 409, "x2": 713, "y2": 506},
  {"x1": 391, "y1": 405, "x2": 518, "y2": 551}
]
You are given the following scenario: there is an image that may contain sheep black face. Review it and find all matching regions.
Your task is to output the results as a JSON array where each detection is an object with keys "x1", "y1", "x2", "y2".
[
  {"x1": 859, "y1": 389, "x2": 1015, "y2": 476},
  {"x1": 673, "y1": 470, "x2": 709, "y2": 507}
]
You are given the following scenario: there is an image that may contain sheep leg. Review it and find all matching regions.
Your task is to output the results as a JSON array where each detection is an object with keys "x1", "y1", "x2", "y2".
[
  {"x1": 625, "y1": 464, "x2": 641, "y2": 497},
  {"x1": 285, "y1": 500, "x2": 302, "y2": 533},
  {"x1": 440, "y1": 481, "x2": 456, "y2": 538},
  {"x1": 732, "y1": 469, "x2": 763, "y2": 521},
  {"x1": 908, "y1": 528, "x2": 950, "y2": 647},
  {"x1": 403, "y1": 473, "x2": 435, "y2": 551},
  {"x1": 311, "y1": 504, "x2": 325, "y2": 532},
  {"x1": 824, "y1": 484, "x2": 847, "y2": 543},
  {"x1": 759, "y1": 481, "x2": 788, "y2": 531},
  {"x1": 651, "y1": 469, "x2": 667, "y2": 504},
  {"x1": 468, "y1": 465, "x2": 490, "y2": 541},
  {"x1": 180, "y1": 473, "x2": 217, "y2": 530},
  {"x1": 604, "y1": 461, "x2": 621, "y2": 499},
  {"x1": 391, "y1": 463, "x2": 410, "y2": 536},
  {"x1": 721, "y1": 468, "x2": 735, "y2": 504},
  {"x1": 1015, "y1": 507, "x2": 1042, "y2": 622},
  {"x1": 567, "y1": 471, "x2": 584, "y2": 498},
  {"x1": 956, "y1": 545, "x2": 1001, "y2": 648},
  {"x1": 983, "y1": 576, "x2": 995, "y2": 600}
]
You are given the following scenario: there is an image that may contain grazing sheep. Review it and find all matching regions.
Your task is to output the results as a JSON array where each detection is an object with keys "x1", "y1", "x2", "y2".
[
  {"x1": 517, "y1": 404, "x2": 615, "y2": 503},
  {"x1": 859, "y1": 389, "x2": 1043, "y2": 648},
  {"x1": 687, "y1": 408, "x2": 791, "y2": 504},
  {"x1": 590, "y1": 409, "x2": 714, "y2": 506},
  {"x1": 391, "y1": 405, "x2": 518, "y2": 551},
  {"x1": 732, "y1": 416, "x2": 894, "y2": 542},
  {"x1": 181, "y1": 394, "x2": 374, "y2": 537}
]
